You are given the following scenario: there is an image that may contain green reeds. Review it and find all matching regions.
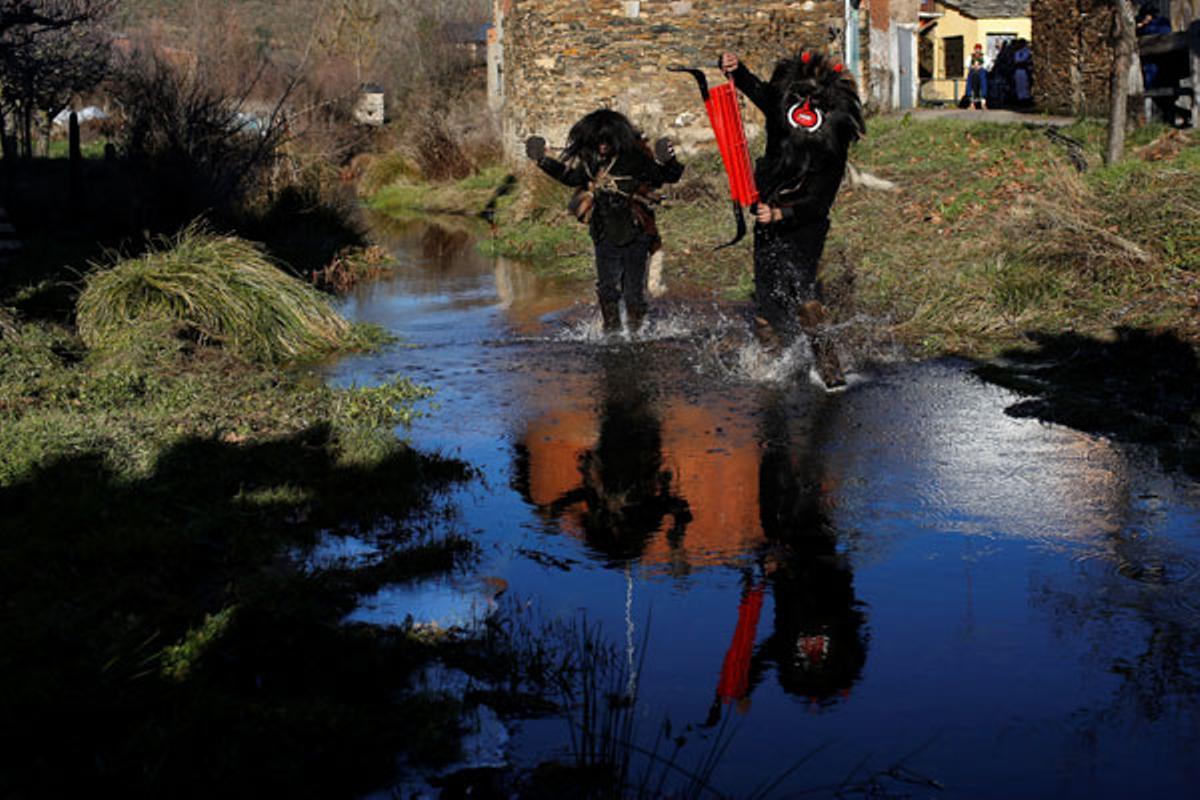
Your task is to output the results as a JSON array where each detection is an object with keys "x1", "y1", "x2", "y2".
[{"x1": 77, "y1": 223, "x2": 356, "y2": 363}]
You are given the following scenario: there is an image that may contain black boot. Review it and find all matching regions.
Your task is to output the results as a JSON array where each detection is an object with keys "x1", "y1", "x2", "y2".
[
  {"x1": 753, "y1": 316, "x2": 783, "y2": 355},
  {"x1": 811, "y1": 334, "x2": 846, "y2": 389},
  {"x1": 796, "y1": 301, "x2": 845, "y2": 388},
  {"x1": 626, "y1": 305, "x2": 646, "y2": 335},
  {"x1": 600, "y1": 299, "x2": 622, "y2": 334}
]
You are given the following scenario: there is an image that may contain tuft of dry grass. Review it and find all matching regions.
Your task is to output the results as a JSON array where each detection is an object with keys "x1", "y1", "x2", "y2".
[{"x1": 77, "y1": 223, "x2": 357, "y2": 364}]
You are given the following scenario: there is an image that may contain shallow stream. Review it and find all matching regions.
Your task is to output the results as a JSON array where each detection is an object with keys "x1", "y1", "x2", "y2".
[{"x1": 327, "y1": 219, "x2": 1200, "y2": 798}]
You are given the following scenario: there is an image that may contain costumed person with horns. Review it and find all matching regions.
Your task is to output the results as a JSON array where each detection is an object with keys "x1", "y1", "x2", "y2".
[
  {"x1": 525, "y1": 110, "x2": 684, "y2": 335},
  {"x1": 719, "y1": 50, "x2": 864, "y2": 387}
]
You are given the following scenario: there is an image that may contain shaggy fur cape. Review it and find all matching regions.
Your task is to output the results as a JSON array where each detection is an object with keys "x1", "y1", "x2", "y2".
[{"x1": 732, "y1": 51, "x2": 864, "y2": 219}]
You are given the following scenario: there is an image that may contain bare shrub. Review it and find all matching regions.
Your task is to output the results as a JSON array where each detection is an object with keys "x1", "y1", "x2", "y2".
[{"x1": 110, "y1": 47, "x2": 289, "y2": 229}]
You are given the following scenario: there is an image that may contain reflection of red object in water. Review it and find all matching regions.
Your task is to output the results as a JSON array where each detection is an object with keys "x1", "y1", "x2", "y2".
[{"x1": 716, "y1": 585, "x2": 765, "y2": 701}]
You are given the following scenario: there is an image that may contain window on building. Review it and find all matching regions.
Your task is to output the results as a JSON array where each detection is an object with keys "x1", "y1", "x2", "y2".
[{"x1": 944, "y1": 36, "x2": 964, "y2": 79}]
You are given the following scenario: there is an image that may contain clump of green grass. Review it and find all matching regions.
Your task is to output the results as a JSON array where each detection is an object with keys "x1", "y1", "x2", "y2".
[
  {"x1": 365, "y1": 165, "x2": 513, "y2": 218},
  {"x1": 0, "y1": 305, "x2": 17, "y2": 337},
  {"x1": 161, "y1": 606, "x2": 238, "y2": 682},
  {"x1": 77, "y1": 224, "x2": 357, "y2": 363}
]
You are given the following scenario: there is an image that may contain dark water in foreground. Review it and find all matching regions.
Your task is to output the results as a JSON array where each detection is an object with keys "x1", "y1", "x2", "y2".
[{"x1": 327, "y1": 220, "x2": 1200, "y2": 799}]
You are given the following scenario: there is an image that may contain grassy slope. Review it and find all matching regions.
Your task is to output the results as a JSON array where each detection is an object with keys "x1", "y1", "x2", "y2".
[
  {"x1": 829, "y1": 117, "x2": 1199, "y2": 355},
  {"x1": 367, "y1": 117, "x2": 1199, "y2": 357},
  {"x1": 0, "y1": 223, "x2": 478, "y2": 795}
]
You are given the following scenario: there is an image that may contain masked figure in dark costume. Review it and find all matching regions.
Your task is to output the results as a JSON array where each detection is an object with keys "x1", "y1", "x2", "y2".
[
  {"x1": 525, "y1": 110, "x2": 684, "y2": 334},
  {"x1": 719, "y1": 51, "x2": 864, "y2": 387}
]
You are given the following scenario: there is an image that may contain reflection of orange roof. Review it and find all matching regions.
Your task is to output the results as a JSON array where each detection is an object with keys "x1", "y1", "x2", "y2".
[
  {"x1": 523, "y1": 407, "x2": 594, "y2": 539},
  {"x1": 518, "y1": 394, "x2": 765, "y2": 569},
  {"x1": 648, "y1": 402, "x2": 764, "y2": 568}
]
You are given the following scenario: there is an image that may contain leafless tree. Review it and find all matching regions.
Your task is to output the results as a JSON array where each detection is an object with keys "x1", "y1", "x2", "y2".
[
  {"x1": 0, "y1": 13, "x2": 109, "y2": 156},
  {"x1": 111, "y1": 45, "x2": 295, "y2": 226},
  {"x1": 1105, "y1": 0, "x2": 1139, "y2": 165},
  {"x1": 0, "y1": 1, "x2": 113, "y2": 157}
]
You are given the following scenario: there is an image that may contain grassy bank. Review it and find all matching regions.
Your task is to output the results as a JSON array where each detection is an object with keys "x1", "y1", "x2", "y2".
[
  {"x1": 365, "y1": 117, "x2": 1199, "y2": 357},
  {"x1": 0, "y1": 228, "x2": 491, "y2": 795},
  {"x1": 829, "y1": 118, "x2": 1199, "y2": 355}
]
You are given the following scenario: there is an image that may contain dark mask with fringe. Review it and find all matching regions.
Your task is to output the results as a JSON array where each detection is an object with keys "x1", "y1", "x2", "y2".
[
  {"x1": 562, "y1": 109, "x2": 646, "y2": 164},
  {"x1": 759, "y1": 51, "x2": 865, "y2": 202}
]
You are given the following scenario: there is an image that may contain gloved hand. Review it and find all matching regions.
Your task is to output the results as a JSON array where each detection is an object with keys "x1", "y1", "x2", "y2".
[
  {"x1": 653, "y1": 137, "x2": 676, "y2": 163},
  {"x1": 525, "y1": 136, "x2": 547, "y2": 161}
]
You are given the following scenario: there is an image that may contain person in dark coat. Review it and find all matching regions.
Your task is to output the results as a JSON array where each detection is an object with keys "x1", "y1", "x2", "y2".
[
  {"x1": 718, "y1": 50, "x2": 865, "y2": 387},
  {"x1": 1137, "y1": 3, "x2": 1180, "y2": 124},
  {"x1": 525, "y1": 110, "x2": 684, "y2": 334}
]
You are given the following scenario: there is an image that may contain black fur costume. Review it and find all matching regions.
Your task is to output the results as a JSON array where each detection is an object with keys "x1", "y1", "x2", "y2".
[
  {"x1": 729, "y1": 53, "x2": 864, "y2": 365},
  {"x1": 527, "y1": 109, "x2": 683, "y2": 333}
]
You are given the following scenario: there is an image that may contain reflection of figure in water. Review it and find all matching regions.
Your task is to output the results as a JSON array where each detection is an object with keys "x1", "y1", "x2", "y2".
[
  {"x1": 525, "y1": 352, "x2": 692, "y2": 563},
  {"x1": 707, "y1": 391, "x2": 866, "y2": 722}
]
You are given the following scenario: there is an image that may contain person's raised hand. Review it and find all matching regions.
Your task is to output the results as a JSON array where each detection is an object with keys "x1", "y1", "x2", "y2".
[
  {"x1": 720, "y1": 52, "x2": 739, "y2": 74},
  {"x1": 525, "y1": 136, "x2": 547, "y2": 161}
]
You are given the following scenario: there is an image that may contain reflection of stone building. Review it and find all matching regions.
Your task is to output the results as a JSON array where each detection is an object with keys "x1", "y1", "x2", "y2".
[
  {"x1": 489, "y1": 1, "x2": 920, "y2": 161},
  {"x1": 515, "y1": 380, "x2": 763, "y2": 571}
]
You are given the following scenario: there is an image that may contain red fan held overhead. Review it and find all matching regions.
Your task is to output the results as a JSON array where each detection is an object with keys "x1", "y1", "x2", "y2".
[{"x1": 668, "y1": 65, "x2": 759, "y2": 249}]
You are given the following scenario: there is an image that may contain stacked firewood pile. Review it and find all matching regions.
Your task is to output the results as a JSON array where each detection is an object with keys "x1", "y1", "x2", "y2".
[{"x1": 1032, "y1": 0, "x2": 1117, "y2": 115}]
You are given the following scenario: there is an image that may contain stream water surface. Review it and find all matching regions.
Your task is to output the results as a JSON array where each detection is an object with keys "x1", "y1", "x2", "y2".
[{"x1": 326, "y1": 219, "x2": 1200, "y2": 799}]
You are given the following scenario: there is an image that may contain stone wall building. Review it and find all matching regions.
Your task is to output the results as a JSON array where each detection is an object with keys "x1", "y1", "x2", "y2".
[{"x1": 489, "y1": 1, "x2": 920, "y2": 161}]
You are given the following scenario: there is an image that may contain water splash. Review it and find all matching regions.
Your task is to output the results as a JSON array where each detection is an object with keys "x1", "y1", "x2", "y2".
[{"x1": 548, "y1": 301, "x2": 727, "y2": 345}]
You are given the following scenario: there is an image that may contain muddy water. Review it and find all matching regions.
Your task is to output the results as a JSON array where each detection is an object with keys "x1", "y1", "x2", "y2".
[{"x1": 328, "y1": 220, "x2": 1200, "y2": 798}]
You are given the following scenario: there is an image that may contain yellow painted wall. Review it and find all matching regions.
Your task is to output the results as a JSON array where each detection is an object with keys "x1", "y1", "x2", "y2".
[{"x1": 921, "y1": 3, "x2": 1032, "y2": 102}]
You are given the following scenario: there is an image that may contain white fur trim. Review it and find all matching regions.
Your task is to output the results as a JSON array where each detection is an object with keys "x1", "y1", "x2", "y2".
[{"x1": 646, "y1": 249, "x2": 666, "y2": 298}]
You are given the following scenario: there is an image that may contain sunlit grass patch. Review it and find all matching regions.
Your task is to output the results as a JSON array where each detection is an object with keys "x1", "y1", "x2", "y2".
[
  {"x1": 161, "y1": 606, "x2": 237, "y2": 682},
  {"x1": 366, "y1": 165, "x2": 513, "y2": 218}
]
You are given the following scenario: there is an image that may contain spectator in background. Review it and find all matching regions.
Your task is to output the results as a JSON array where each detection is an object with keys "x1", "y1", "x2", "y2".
[
  {"x1": 1137, "y1": 5, "x2": 1172, "y2": 88},
  {"x1": 987, "y1": 39, "x2": 1033, "y2": 110},
  {"x1": 966, "y1": 43, "x2": 988, "y2": 110},
  {"x1": 1010, "y1": 39, "x2": 1033, "y2": 108},
  {"x1": 1136, "y1": 3, "x2": 1180, "y2": 124},
  {"x1": 1137, "y1": 3, "x2": 1172, "y2": 38}
]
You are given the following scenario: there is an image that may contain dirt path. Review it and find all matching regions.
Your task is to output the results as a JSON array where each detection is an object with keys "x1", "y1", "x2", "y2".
[{"x1": 908, "y1": 107, "x2": 1077, "y2": 126}]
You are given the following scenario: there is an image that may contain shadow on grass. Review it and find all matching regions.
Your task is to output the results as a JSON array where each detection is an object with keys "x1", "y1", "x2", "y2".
[
  {"x1": 0, "y1": 425, "x2": 474, "y2": 798},
  {"x1": 974, "y1": 327, "x2": 1200, "y2": 477}
]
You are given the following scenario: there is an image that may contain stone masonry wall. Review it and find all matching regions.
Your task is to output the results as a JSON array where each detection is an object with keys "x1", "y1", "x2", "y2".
[{"x1": 498, "y1": 0, "x2": 847, "y2": 161}]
